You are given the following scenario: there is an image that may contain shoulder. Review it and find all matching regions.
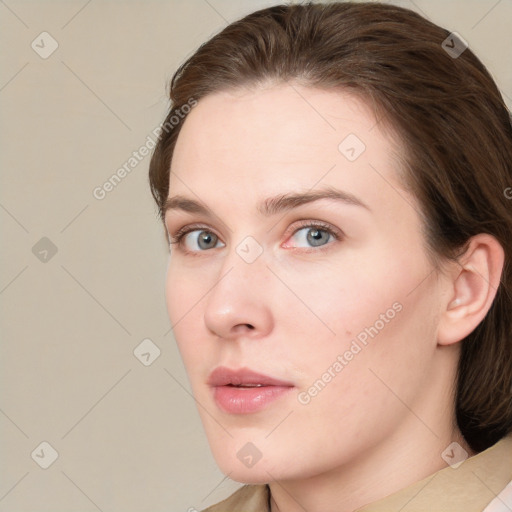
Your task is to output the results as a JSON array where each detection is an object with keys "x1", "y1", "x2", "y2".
[{"x1": 202, "y1": 484, "x2": 270, "y2": 512}]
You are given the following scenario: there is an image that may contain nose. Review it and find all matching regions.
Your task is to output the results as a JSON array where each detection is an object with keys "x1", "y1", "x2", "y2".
[{"x1": 203, "y1": 250, "x2": 274, "y2": 341}]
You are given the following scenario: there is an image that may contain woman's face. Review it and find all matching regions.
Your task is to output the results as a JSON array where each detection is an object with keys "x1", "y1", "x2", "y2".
[{"x1": 165, "y1": 84, "x2": 449, "y2": 483}]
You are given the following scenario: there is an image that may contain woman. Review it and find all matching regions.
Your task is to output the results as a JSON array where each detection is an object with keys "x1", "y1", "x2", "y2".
[{"x1": 149, "y1": 2, "x2": 512, "y2": 511}]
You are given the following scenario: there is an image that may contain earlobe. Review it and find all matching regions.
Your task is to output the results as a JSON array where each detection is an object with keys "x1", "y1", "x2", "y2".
[{"x1": 437, "y1": 234, "x2": 504, "y2": 346}]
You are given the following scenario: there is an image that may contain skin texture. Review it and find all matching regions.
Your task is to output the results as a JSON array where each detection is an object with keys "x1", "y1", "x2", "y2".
[{"x1": 164, "y1": 84, "x2": 503, "y2": 512}]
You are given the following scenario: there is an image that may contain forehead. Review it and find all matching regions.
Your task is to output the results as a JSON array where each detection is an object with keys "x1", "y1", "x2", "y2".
[{"x1": 169, "y1": 84, "x2": 407, "y2": 219}]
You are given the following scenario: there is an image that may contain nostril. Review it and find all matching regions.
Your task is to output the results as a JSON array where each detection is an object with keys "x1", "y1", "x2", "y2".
[{"x1": 236, "y1": 323, "x2": 255, "y2": 330}]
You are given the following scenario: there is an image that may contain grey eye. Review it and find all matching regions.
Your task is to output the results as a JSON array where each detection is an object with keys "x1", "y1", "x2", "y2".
[
  {"x1": 197, "y1": 231, "x2": 218, "y2": 250},
  {"x1": 182, "y1": 229, "x2": 224, "y2": 251},
  {"x1": 306, "y1": 228, "x2": 331, "y2": 247},
  {"x1": 289, "y1": 226, "x2": 334, "y2": 248}
]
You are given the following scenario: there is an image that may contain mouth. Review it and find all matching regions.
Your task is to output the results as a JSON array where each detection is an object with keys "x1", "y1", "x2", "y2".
[{"x1": 208, "y1": 366, "x2": 294, "y2": 414}]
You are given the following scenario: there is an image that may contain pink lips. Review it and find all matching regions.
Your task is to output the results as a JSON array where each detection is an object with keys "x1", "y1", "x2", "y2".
[{"x1": 208, "y1": 367, "x2": 294, "y2": 414}]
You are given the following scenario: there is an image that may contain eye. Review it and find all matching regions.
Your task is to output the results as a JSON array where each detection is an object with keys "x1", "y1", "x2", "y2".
[
  {"x1": 284, "y1": 223, "x2": 339, "y2": 249},
  {"x1": 170, "y1": 227, "x2": 225, "y2": 252}
]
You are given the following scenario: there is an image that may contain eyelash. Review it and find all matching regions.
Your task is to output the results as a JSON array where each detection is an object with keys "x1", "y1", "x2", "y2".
[
  {"x1": 169, "y1": 223, "x2": 212, "y2": 247},
  {"x1": 284, "y1": 221, "x2": 343, "y2": 251},
  {"x1": 169, "y1": 220, "x2": 343, "y2": 254}
]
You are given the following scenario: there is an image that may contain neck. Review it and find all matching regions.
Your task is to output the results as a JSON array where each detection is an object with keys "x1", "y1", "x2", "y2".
[{"x1": 269, "y1": 422, "x2": 472, "y2": 512}]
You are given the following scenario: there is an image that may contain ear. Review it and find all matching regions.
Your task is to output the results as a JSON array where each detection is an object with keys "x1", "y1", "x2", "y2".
[{"x1": 437, "y1": 234, "x2": 504, "y2": 346}]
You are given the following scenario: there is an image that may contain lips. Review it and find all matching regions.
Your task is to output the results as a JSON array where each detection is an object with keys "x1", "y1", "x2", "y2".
[
  {"x1": 208, "y1": 367, "x2": 294, "y2": 387},
  {"x1": 208, "y1": 366, "x2": 294, "y2": 414}
]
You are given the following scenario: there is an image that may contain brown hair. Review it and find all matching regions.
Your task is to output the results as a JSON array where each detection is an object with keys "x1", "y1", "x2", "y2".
[{"x1": 149, "y1": 2, "x2": 512, "y2": 452}]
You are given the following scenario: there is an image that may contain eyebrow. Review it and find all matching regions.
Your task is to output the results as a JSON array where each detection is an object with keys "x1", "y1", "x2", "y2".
[
  {"x1": 259, "y1": 188, "x2": 370, "y2": 216},
  {"x1": 163, "y1": 187, "x2": 370, "y2": 218}
]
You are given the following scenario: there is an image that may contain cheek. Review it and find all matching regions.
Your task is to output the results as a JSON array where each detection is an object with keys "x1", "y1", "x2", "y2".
[
  {"x1": 165, "y1": 258, "x2": 208, "y2": 324},
  {"x1": 283, "y1": 244, "x2": 437, "y2": 391},
  {"x1": 165, "y1": 262, "x2": 207, "y2": 361},
  {"x1": 275, "y1": 255, "x2": 400, "y2": 343},
  {"x1": 286, "y1": 290, "x2": 438, "y2": 465}
]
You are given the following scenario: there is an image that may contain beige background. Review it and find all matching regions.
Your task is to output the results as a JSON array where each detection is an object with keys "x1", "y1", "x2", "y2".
[{"x1": 0, "y1": 0, "x2": 510, "y2": 510}]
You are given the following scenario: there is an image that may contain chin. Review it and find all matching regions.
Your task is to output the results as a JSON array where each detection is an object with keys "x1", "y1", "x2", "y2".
[
  {"x1": 212, "y1": 452, "x2": 279, "y2": 484},
  {"x1": 229, "y1": 470, "x2": 271, "y2": 485}
]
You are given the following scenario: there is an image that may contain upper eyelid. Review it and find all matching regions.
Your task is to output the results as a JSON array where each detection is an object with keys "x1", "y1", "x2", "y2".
[
  {"x1": 168, "y1": 222, "x2": 216, "y2": 235},
  {"x1": 169, "y1": 223, "x2": 222, "y2": 244},
  {"x1": 287, "y1": 219, "x2": 343, "y2": 239},
  {"x1": 169, "y1": 219, "x2": 338, "y2": 236}
]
